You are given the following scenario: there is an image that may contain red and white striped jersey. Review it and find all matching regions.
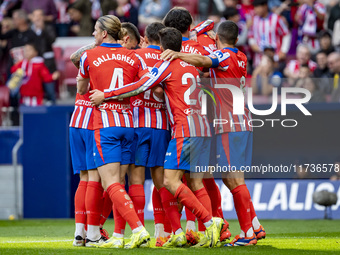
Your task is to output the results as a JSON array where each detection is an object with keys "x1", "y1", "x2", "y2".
[
  {"x1": 104, "y1": 59, "x2": 211, "y2": 139},
  {"x1": 69, "y1": 92, "x2": 94, "y2": 130},
  {"x1": 286, "y1": 59, "x2": 317, "y2": 75},
  {"x1": 133, "y1": 45, "x2": 168, "y2": 130},
  {"x1": 79, "y1": 43, "x2": 148, "y2": 130},
  {"x1": 249, "y1": 12, "x2": 289, "y2": 65},
  {"x1": 249, "y1": 12, "x2": 289, "y2": 52},
  {"x1": 208, "y1": 47, "x2": 253, "y2": 134},
  {"x1": 296, "y1": 2, "x2": 325, "y2": 51}
]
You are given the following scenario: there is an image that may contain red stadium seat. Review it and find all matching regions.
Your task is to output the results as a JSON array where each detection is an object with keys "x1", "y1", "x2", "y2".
[
  {"x1": 0, "y1": 85, "x2": 10, "y2": 126},
  {"x1": 0, "y1": 85, "x2": 10, "y2": 107}
]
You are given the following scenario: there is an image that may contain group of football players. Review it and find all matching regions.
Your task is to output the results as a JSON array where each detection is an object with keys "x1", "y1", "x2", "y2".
[{"x1": 68, "y1": 7, "x2": 266, "y2": 249}]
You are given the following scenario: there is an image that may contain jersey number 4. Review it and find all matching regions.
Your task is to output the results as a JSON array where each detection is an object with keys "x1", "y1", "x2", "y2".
[{"x1": 109, "y1": 68, "x2": 124, "y2": 90}]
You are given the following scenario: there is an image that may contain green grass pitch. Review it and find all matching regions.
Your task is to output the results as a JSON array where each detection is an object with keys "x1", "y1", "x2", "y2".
[{"x1": 0, "y1": 219, "x2": 339, "y2": 254}]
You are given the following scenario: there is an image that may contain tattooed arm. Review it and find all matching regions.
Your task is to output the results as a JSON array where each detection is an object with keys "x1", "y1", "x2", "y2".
[{"x1": 70, "y1": 43, "x2": 96, "y2": 68}]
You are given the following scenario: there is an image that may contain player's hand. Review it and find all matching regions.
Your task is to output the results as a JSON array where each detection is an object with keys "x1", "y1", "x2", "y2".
[
  {"x1": 207, "y1": 30, "x2": 216, "y2": 40},
  {"x1": 189, "y1": 30, "x2": 197, "y2": 42},
  {"x1": 152, "y1": 85, "x2": 164, "y2": 100},
  {"x1": 139, "y1": 36, "x2": 147, "y2": 48},
  {"x1": 160, "y1": 49, "x2": 179, "y2": 62},
  {"x1": 89, "y1": 89, "x2": 105, "y2": 106}
]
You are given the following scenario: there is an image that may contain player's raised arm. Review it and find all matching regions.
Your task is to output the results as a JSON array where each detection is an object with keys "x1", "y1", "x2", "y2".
[
  {"x1": 106, "y1": 61, "x2": 172, "y2": 100},
  {"x1": 161, "y1": 49, "x2": 230, "y2": 69},
  {"x1": 70, "y1": 43, "x2": 96, "y2": 69},
  {"x1": 77, "y1": 52, "x2": 90, "y2": 95}
]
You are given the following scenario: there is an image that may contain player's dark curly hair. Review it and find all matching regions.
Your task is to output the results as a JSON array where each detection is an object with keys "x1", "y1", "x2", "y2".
[
  {"x1": 158, "y1": 27, "x2": 182, "y2": 52},
  {"x1": 145, "y1": 22, "x2": 166, "y2": 44},
  {"x1": 163, "y1": 7, "x2": 192, "y2": 34},
  {"x1": 217, "y1": 20, "x2": 239, "y2": 45}
]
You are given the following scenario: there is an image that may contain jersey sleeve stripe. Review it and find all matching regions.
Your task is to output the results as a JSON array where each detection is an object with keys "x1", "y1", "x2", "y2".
[
  {"x1": 80, "y1": 52, "x2": 87, "y2": 76},
  {"x1": 135, "y1": 53, "x2": 148, "y2": 70},
  {"x1": 105, "y1": 61, "x2": 171, "y2": 100}
]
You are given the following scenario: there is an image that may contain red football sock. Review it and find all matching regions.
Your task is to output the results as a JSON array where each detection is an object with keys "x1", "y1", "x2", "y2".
[
  {"x1": 113, "y1": 184, "x2": 126, "y2": 234},
  {"x1": 185, "y1": 207, "x2": 196, "y2": 222},
  {"x1": 159, "y1": 187, "x2": 182, "y2": 232},
  {"x1": 107, "y1": 183, "x2": 142, "y2": 230},
  {"x1": 194, "y1": 187, "x2": 212, "y2": 232},
  {"x1": 75, "y1": 181, "x2": 87, "y2": 224},
  {"x1": 152, "y1": 186, "x2": 164, "y2": 225},
  {"x1": 183, "y1": 175, "x2": 196, "y2": 223},
  {"x1": 231, "y1": 184, "x2": 252, "y2": 235},
  {"x1": 113, "y1": 204, "x2": 126, "y2": 234},
  {"x1": 203, "y1": 178, "x2": 224, "y2": 218},
  {"x1": 99, "y1": 191, "x2": 112, "y2": 227},
  {"x1": 85, "y1": 181, "x2": 104, "y2": 226},
  {"x1": 247, "y1": 188, "x2": 257, "y2": 221},
  {"x1": 129, "y1": 184, "x2": 145, "y2": 226},
  {"x1": 174, "y1": 184, "x2": 212, "y2": 224},
  {"x1": 164, "y1": 214, "x2": 172, "y2": 234}
]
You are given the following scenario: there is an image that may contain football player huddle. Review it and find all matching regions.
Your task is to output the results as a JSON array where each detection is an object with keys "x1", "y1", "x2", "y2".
[{"x1": 69, "y1": 7, "x2": 266, "y2": 249}]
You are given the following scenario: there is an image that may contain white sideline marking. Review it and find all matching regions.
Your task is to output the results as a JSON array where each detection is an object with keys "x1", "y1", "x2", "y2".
[{"x1": 1, "y1": 239, "x2": 73, "y2": 244}]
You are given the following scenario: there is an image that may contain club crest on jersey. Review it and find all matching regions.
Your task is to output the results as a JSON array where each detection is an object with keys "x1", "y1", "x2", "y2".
[
  {"x1": 150, "y1": 67, "x2": 158, "y2": 77},
  {"x1": 132, "y1": 99, "x2": 143, "y2": 107}
]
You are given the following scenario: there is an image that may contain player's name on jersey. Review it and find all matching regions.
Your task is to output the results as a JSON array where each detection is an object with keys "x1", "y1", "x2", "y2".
[
  {"x1": 75, "y1": 99, "x2": 92, "y2": 107},
  {"x1": 93, "y1": 54, "x2": 134, "y2": 67},
  {"x1": 181, "y1": 45, "x2": 202, "y2": 55},
  {"x1": 144, "y1": 52, "x2": 160, "y2": 60}
]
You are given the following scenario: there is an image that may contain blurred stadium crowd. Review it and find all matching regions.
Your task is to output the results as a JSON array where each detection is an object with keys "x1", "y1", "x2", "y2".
[{"x1": 0, "y1": 0, "x2": 340, "y2": 125}]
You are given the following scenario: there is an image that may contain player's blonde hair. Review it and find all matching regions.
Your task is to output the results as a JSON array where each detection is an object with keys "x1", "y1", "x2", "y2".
[{"x1": 97, "y1": 15, "x2": 126, "y2": 41}]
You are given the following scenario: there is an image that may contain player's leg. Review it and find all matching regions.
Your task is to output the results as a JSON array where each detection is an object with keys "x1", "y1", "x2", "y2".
[
  {"x1": 85, "y1": 169, "x2": 104, "y2": 246},
  {"x1": 147, "y1": 128, "x2": 174, "y2": 243},
  {"x1": 163, "y1": 168, "x2": 220, "y2": 247},
  {"x1": 85, "y1": 129, "x2": 110, "y2": 241},
  {"x1": 94, "y1": 127, "x2": 150, "y2": 248},
  {"x1": 203, "y1": 175, "x2": 231, "y2": 241},
  {"x1": 128, "y1": 164, "x2": 145, "y2": 225},
  {"x1": 182, "y1": 174, "x2": 197, "y2": 237},
  {"x1": 218, "y1": 131, "x2": 258, "y2": 247},
  {"x1": 73, "y1": 170, "x2": 88, "y2": 246},
  {"x1": 109, "y1": 163, "x2": 127, "y2": 242},
  {"x1": 162, "y1": 137, "x2": 221, "y2": 248},
  {"x1": 69, "y1": 127, "x2": 90, "y2": 246},
  {"x1": 99, "y1": 191, "x2": 112, "y2": 238},
  {"x1": 150, "y1": 166, "x2": 174, "y2": 247},
  {"x1": 186, "y1": 172, "x2": 212, "y2": 234},
  {"x1": 148, "y1": 131, "x2": 182, "y2": 246},
  {"x1": 98, "y1": 162, "x2": 149, "y2": 248}
]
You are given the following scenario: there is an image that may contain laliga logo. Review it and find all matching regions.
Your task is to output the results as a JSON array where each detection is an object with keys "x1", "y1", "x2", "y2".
[
  {"x1": 200, "y1": 86, "x2": 312, "y2": 128},
  {"x1": 132, "y1": 99, "x2": 143, "y2": 107}
]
